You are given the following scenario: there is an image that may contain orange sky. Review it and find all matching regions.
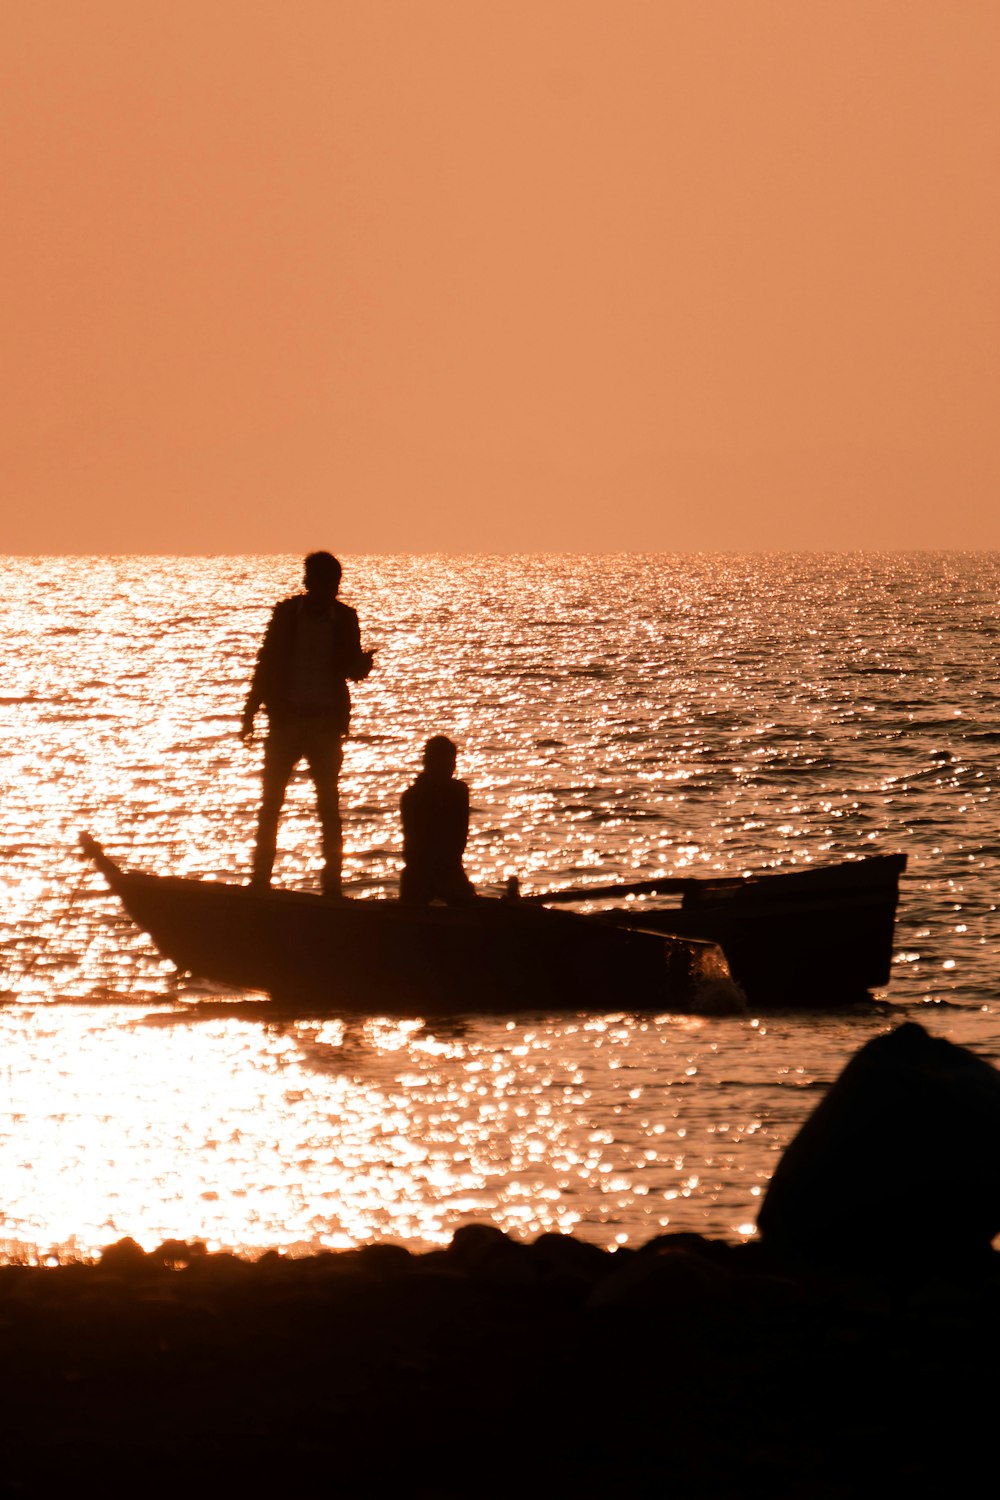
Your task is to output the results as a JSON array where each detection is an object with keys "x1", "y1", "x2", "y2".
[{"x1": 3, "y1": 2, "x2": 998, "y2": 553}]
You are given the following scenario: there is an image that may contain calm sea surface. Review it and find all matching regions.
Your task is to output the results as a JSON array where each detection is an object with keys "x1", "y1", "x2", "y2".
[{"x1": 1, "y1": 553, "x2": 998, "y2": 1261}]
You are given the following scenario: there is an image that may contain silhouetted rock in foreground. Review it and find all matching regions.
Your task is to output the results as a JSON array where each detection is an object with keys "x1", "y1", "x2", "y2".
[{"x1": 758, "y1": 1020, "x2": 1000, "y2": 1268}]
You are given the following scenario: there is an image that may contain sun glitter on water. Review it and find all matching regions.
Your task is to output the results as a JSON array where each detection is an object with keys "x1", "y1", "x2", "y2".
[{"x1": 1, "y1": 553, "x2": 998, "y2": 1260}]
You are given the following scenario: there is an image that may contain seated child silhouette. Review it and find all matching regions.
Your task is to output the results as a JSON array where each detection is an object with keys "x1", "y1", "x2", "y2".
[{"x1": 400, "y1": 736, "x2": 477, "y2": 905}]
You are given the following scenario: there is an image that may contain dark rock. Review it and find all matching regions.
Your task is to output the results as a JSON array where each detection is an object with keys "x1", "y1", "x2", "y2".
[
  {"x1": 151, "y1": 1238, "x2": 206, "y2": 1268},
  {"x1": 639, "y1": 1229, "x2": 742, "y2": 1269},
  {"x1": 99, "y1": 1237, "x2": 148, "y2": 1273},
  {"x1": 352, "y1": 1242, "x2": 414, "y2": 1279},
  {"x1": 528, "y1": 1230, "x2": 608, "y2": 1282},
  {"x1": 448, "y1": 1222, "x2": 514, "y2": 1263},
  {"x1": 586, "y1": 1243, "x2": 735, "y2": 1313},
  {"x1": 182, "y1": 1250, "x2": 251, "y2": 1285},
  {"x1": 757, "y1": 1021, "x2": 1000, "y2": 1269},
  {"x1": 442, "y1": 1223, "x2": 540, "y2": 1288}
]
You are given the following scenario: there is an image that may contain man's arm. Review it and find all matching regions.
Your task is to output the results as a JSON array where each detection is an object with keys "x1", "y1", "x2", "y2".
[
  {"x1": 339, "y1": 605, "x2": 375, "y2": 681},
  {"x1": 453, "y1": 780, "x2": 470, "y2": 855},
  {"x1": 240, "y1": 604, "x2": 282, "y2": 739},
  {"x1": 353, "y1": 649, "x2": 375, "y2": 681}
]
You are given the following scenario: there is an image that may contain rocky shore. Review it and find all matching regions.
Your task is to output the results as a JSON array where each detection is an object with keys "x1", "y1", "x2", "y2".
[{"x1": 2, "y1": 1022, "x2": 997, "y2": 1497}]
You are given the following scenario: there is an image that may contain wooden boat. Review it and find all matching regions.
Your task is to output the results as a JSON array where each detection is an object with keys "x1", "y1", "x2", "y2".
[
  {"x1": 79, "y1": 836, "x2": 905, "y2": 1014},
  {"x1": 79, "y1": 835, "x2": 738, "y2": 1016}
]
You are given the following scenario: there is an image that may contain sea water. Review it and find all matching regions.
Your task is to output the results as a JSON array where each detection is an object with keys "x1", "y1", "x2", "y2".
[{"x1": 1, "y1": 552, "x2": 998, "y2": 1260}]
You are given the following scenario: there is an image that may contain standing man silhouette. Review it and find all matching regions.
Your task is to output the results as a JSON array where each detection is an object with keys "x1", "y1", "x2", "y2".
[{"x1": 241, "y1": 552, "x2": 373, "y2": 895}]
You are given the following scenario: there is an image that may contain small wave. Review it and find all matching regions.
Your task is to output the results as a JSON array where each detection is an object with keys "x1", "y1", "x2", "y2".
[
  {"x1": 849, "y1": 664, "x2": 914, "y2": 675},
  {"x1": 898, "y1": 764, "x2": 962, "y2": 784},
  {"x1": 140, "y1": 1000, "x2": 276, "y2": 1026},
  {"x1": 46, "y1": 988, "x2": 177, "y2": 1006},
  {"x1": 580, "y1": 809, "x2": 670, "y2": 824},
  {"x1": 39, "y1": 711, "x2": 119, "y2": 722}
]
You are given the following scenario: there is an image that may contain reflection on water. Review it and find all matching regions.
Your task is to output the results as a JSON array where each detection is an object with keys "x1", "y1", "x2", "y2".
[
  {"x1": 1, "y1": 554, "x2": 999, "y2": 1259},
  {"x1": 0, "y1": 1002, "x2": 863, "y2": 1258}
]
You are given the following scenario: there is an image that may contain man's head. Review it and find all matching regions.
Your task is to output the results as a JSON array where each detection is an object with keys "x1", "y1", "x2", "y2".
[
  {"x1": 303, "y1": 551, "x2": 342, "y2": 597},
  {"x1": 423, "y1": 735, "x2": 458, "y2": 777}
]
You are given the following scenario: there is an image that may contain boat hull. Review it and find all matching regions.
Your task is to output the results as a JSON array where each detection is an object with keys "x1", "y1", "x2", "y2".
[{"x1": 82, "y1": 840, "x2": 734, "y2": 1016}]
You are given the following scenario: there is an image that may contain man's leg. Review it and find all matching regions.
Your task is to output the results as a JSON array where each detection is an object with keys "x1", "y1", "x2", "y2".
[
  {"x1": 304, "y1": 725, "x2": 345, "y2": 895},
  {"x1": 252, "y1": 724, "x2": 300, "y2": 887}
]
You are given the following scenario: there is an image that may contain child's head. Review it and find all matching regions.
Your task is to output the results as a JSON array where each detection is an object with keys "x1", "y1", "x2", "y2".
[{"x1": 422, "y1": 735, "x2": 458, "y2": 777}]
